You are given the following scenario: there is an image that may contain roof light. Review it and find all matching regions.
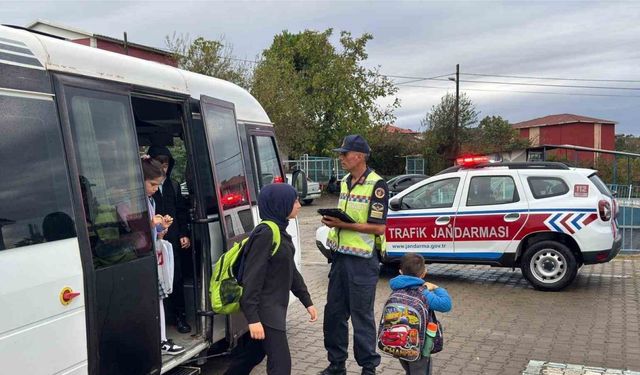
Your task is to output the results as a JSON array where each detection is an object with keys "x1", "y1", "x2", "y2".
[{"x1": 455, "y1": 155, "x2": 490, "y2": 167}]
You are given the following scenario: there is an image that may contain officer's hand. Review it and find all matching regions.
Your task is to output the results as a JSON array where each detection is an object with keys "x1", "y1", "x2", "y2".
[
  {"x1": 248, "y1": 322, "x2": 265, "y2": 340},
  {"x1": 321, "y1": 216, "x2": 345, "y2": 228},
  {"x1": 307, "y1": 305, "x2": 318, "y2": 322}
]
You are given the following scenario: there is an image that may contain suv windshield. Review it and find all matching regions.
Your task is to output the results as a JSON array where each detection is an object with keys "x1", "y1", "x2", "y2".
[{"x1": 589, "y1": 174, "x2": 613, "y2": 198}]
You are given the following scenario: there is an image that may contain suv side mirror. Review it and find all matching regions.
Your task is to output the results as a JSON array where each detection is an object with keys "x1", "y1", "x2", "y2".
[{"x1": 389, "y1": 197, "x2": 402, "y2": 211}]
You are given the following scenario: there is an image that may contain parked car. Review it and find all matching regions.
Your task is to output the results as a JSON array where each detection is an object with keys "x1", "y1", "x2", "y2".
[
  {"x1": 387, "y1": 174, "x2": 429, "y2": 197},
  {"x1": 318, "y1": 157, "x2": 621, "y2": 291},
  {"x1": 287, "y1": 173, "x2": 321, "y2": 205}
]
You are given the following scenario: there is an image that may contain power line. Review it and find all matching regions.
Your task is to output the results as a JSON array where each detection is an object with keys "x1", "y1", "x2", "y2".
[
  {"x1": 463, "y1": 72, "x2": 640, "y2": 84},
  {"x1": 385, "y1": 73, "x2": 453, "y2": 81},
  {"x1": 424, "y1": 78, "x2": 640, "y2": 91},
  {"x1": 395, "y1": 83, "x2": 640, "y2": 98}
]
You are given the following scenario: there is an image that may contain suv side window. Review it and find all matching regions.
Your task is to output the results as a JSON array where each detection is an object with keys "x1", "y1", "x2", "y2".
[
  {"x1": 467, "y1": 176, "x2": 519, "y2": 206},
  {"x1": 402, "y1": 178, "x2": 460, "y2": 209},
  {"x1": 528, "y1": 177, "x2": 569, "y2": 199}
]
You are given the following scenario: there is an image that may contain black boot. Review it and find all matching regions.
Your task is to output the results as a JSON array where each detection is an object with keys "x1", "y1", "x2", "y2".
[
  {"x1": 361, "y1": 368, "x2": 376, "y2": 375},
  {"x1": 319, "y1": 363, "x2": 346, "y2": 375},
  {"x1": 176, "y1": 314, "x2": 191, "y2": 334}
]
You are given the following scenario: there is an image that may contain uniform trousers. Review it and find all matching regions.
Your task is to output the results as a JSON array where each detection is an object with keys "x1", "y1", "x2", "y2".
[
  {"x1": 224, "y1": 326, "x2": 291, "y2": 375},
  {"x1": 323, "y1": 252, "x2": 381, "y2": 369}
]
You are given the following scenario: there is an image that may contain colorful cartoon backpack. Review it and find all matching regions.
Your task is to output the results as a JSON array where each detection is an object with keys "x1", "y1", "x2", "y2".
[{"x1": 377, "y1": 286, "x2": 443, "y2": 361}]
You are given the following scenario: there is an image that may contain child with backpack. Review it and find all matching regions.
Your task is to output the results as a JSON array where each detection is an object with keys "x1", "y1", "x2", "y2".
[
  {"x1": 379, "y1": 254, "x2": 452, "y2": 375},
  {"x1": 223, "y1": 183, "x2": 318, "y2": 375}
]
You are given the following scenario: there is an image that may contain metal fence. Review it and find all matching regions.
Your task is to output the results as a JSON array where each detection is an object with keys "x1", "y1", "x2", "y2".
[
  {"x1": 608, "y1": 184, "x2": 640, "y2": 253},
  {"x1": 283, "y1": 155, "x2": 346, "y2": 185},
  {"x1": 406, "y1": 156, "x2": 426, "y2": 175}
]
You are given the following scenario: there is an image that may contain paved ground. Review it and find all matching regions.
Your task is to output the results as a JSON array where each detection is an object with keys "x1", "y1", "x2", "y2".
[{"x1": 200, "y1": 194, "x2": 640, "y2": 375}]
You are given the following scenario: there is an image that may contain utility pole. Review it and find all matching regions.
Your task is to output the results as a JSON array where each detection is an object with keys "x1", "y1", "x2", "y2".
[
  {"x1": 449, "y1": 64, "x2": 460, "y2": 159},
  {"x1": 454, "y1": 63, "x2": 460, "y2": 157}
]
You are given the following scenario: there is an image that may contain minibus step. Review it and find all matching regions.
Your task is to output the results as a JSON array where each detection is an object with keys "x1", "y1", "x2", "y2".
[{"x1": 166, "y1": 366, "x2": 201, "y2": 375}]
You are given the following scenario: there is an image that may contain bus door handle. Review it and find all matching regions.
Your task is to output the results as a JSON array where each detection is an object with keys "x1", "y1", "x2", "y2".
[
  {"x1": 435, "y1": 216, "x2": 451, "y2": 225},
  {"x1": 193, "y1": 214, "x2": 220, "y2": 224},
  {"x1": 504, "y1": 213, "x2": 520, "y2": 222}
]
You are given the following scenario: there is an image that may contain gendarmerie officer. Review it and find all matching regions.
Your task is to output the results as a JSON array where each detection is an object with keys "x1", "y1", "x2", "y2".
[{"x1": 319, "y1": 135, "x2": 389, "y2": 375}]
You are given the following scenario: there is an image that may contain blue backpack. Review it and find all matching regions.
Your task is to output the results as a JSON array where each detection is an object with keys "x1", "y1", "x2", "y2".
[{"x1": 377, "y1": 286, "x2": 443, "y2": 361}]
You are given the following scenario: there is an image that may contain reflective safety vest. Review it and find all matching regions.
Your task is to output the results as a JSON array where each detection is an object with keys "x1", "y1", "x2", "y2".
[{"x1": 327, "y1": 171, "x2": 386, "y2": 258}]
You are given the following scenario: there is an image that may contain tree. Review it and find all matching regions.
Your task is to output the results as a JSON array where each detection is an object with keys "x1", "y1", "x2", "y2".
[
  {"x1": 472, "y1": 115, "x2": 529, "y2": 154},
  {"x1": 367, "y1": 132, "x2": 423, "y2": 177},
  {"x1": 421, "y1": 92, "x2": 478, "y2": 172},
  {"x1": 165, "y1": 33, "x2": 253, "y2": 89},
  {"x1": 251, "y1": 29, "x2": 399, "y2": 158},
  {"x1": 616, "y1": 134, "x2": 640, "y2": 154}
]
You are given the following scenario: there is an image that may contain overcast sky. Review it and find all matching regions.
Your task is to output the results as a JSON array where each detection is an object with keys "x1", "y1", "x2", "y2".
[{"x1": 4, "y1": 1, "x2": 639, "y2": 134}]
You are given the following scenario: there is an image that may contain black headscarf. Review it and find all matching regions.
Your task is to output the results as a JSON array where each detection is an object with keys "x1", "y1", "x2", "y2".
[
  {"x1": 147, "y1": 145, "x2": 175, "y2": 177},
  {"x1": 258, "y1": 183, "x2": 298, "y2": 229}
]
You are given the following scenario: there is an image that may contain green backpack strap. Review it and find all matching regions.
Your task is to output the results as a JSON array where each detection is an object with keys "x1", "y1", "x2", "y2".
[{"x1": 260, "y1": 220, "x2": 281, "y2": 256}]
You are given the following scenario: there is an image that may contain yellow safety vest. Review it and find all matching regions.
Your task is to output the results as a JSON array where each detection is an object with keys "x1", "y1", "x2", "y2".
[{"x1": 327, "y1": 171, "x2": 386, "y2": 258}]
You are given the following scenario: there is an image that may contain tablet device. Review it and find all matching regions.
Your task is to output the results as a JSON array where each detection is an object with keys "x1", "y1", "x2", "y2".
[{"x1": 317, "y1": 208, "x2": 356, "y2": 223}]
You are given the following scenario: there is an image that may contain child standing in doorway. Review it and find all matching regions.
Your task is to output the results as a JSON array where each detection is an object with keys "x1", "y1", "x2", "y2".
[{"x1": 141, "y1": 156, "x2": 185, "y2": 355}]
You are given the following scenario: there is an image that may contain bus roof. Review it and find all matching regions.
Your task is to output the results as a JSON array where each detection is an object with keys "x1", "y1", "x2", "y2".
[{"x1": 1, "y1": 25, "x2": 271, "y2": 124}]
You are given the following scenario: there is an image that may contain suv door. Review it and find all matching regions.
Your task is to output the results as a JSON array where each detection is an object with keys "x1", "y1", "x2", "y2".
[
  {"x1": 386, "y1": 175, "x2": 465, "y2": 258},
  {"x1": 453, "y1": 170, "x2": 529, "y2": 260}
]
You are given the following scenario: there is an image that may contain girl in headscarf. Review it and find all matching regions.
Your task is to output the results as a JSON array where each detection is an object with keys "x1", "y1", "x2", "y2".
[
  {"x1": 141, "y1": 157, "x2": 185, "y2": 356},
  {"x1": 225, "y1": 183, "x2": 317, "y2": 375}
]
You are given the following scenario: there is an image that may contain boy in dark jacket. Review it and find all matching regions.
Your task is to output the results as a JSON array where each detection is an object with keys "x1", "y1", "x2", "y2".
[
  {"x1": 390, "y1": 254, "x2": 452, "y2": 375},
  {"x1": 148, "y1": 146, "x2": 192, "y2": 334}
]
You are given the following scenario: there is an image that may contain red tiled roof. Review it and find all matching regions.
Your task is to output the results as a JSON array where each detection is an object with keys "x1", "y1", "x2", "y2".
[
  {"x1": 384, "y1": 125, "x2": 419, "y2": 134},
  {"x1": 512, "y1": 114, "x2": 616, "y2": 129}
]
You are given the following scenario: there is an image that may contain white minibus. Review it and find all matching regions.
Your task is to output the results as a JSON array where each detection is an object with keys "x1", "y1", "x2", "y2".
[{"x1": 0, "y1": 25, "x2": 306, "y2": 375}]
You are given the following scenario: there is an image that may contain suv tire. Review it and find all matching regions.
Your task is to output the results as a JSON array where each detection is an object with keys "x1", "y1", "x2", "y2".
[{"x1": 521, "y1": 240, "x2": 578, "y2": 291}]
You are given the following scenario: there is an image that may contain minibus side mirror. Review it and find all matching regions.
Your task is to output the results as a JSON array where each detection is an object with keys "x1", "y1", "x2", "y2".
[{"x1": 291, "y1": 169, "x2": 308, "y2": 200}]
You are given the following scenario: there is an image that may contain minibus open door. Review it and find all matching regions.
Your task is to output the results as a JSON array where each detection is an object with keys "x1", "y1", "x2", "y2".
[
  {"x1": 194, "y1": 95, "x2": 257, "y2": 348},
  {"x1": 53, "y1": 74, "x2": 162, "y2": 375}
]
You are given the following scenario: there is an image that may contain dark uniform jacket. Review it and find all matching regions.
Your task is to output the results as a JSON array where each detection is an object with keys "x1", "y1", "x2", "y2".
[{"x1": 148, "y1": 146, "x2": 189, "y2": 245}]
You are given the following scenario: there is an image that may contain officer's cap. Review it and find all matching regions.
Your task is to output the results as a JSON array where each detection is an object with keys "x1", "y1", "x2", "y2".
[{"x1": 332, "y1": 134, "x2": 371, "y2": 155}]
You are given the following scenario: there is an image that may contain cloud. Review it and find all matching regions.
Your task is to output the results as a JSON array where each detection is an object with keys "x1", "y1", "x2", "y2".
[{"x1": 4, "y1": 1, "x2": 639, "y2": 134}]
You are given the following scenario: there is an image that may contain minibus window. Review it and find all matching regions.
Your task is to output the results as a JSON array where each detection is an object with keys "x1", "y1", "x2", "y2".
[
  {"x1": 0, "y1": 95, "x2": 76, "y2": 250},
  {"x1": 202, "y1": 102, "x2": 253, "y2": 238},
  {"x1": 238, "y1": 208, "x2": 254, "y2": 234},
  {"x1": 253, "y1": 136, "x2": 284, "y2": 189},
  {"x1": 66, "y1": 88, "x2": 153, "y2": 268}
]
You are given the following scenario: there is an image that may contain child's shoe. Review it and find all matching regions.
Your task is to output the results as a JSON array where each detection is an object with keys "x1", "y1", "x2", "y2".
[{"x1": 161, "y1": 339, "x2": 185, "y2": 355}]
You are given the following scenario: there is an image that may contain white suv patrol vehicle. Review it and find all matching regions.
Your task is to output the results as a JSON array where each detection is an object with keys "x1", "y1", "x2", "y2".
[{"x1": 317, "y1": 158, "x2": 621, "y2": 291}]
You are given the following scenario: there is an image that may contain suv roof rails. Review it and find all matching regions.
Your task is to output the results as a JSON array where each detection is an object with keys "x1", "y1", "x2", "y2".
[{"x1": 436, "y1": 161, "x2": 570, "y2": 175}]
